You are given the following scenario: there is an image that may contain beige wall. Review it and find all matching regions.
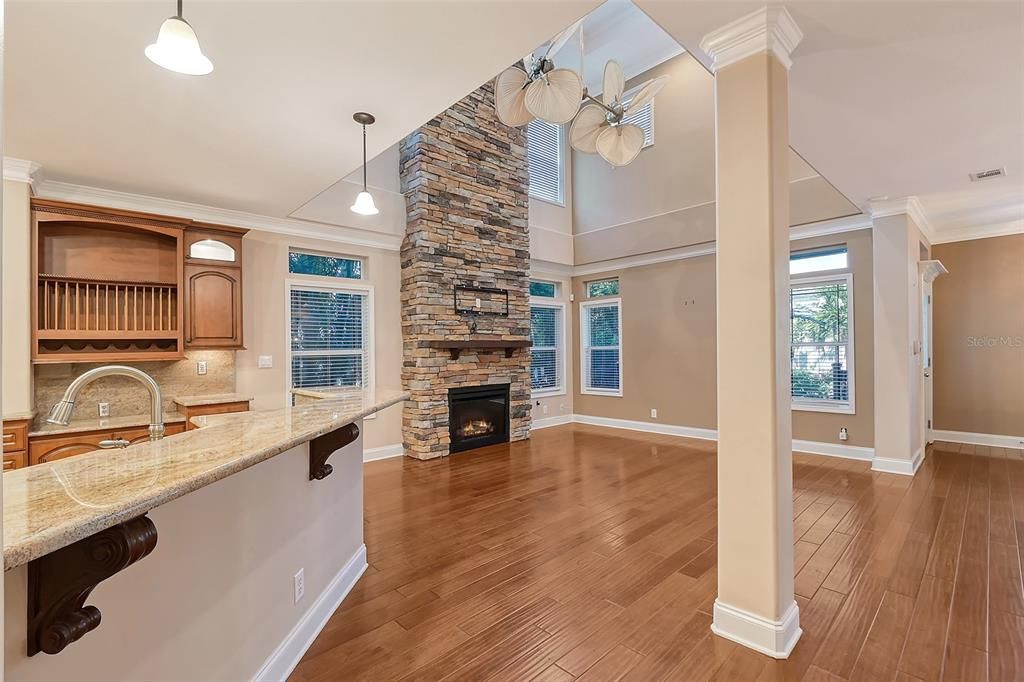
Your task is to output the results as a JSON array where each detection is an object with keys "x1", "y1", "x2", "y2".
[
  {"x1": 933, "y1": 234, "x2": 1024, "y2": 437},
  {"x1": 5, "y1": 435, "x2": 366, "y2": 681},
  {"x1": 570, "y1": 53, "x2": 859, "y2": 266},
  {"x1": 236, "y1": 231, "x2": 402, "y2": 449},
  {"x1": 570, "y1": 229, "x2": 875, "y2": 448},
  {"x1": 3, "y1": 179, "x2": 33, "y2": 417},
  {"x1": 529, "y1": 129, "x2": 574, "y2": 266}
]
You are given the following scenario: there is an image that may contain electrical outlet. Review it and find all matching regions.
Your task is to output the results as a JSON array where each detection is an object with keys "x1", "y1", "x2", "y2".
[
  {"x1": 560, "y1": 403, "x2": 566, "y2": 412},
  {"x1": 839, "y1": 427, "x2": 849, "y2": 441},
  {"x1": 293, "y1": 569, "x2": 305, "y2": 604},
  {"x1": 258, "y1": 355, "x2": 273, "y2": 369},
  {"x1": 650, "y1": 408, "x2": 657, "y2": 419},
  {"x1": 98, "y1": 402, "x2": 110, "y2": 418},
  {"x1": 542, "y1": 404, "x2": 549, "y2": 415},
  {"x1": 197, "y1": 360, "x2": 208, "y2": 376}
]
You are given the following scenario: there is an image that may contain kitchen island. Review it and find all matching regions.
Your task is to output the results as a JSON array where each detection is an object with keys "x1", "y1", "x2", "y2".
[{"x1": 4, "y1": 389, "x2": 407, "y2": 681}]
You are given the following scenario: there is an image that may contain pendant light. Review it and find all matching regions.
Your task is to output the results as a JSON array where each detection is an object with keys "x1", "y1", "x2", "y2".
[
  {"x1": 145, "y1": 0, "x2": 214, "y2": 76},
  {"x1": 350, "y1": 112, "x2": 379, "y2": 216}
]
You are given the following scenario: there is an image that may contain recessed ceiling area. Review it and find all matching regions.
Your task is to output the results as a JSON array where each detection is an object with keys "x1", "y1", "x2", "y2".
[
  {"x1": 5, "y1": 0, "x2": 601, "y2": 218},
  {"x1": 635, "y1": 0, "x2": 1024, "y2": 239}
]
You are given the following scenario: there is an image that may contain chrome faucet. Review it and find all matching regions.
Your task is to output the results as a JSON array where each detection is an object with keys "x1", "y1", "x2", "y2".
[{"x1": 46, "y1": 365, "x2": 165, "y2": 441}]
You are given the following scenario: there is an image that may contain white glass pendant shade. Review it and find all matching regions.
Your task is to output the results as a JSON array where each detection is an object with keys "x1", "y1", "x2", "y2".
[
  {"x1": 145, "y1": 16, "x2": 213, "y2": 75},
  {"x1": 351, "y1": 190, "x2": 379, "y2": 216}
]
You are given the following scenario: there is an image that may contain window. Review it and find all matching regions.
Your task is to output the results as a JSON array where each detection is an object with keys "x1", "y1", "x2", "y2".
[
  {"x1": 790, "y1": 274, "x2": 854, "y2": 413},
  {"x1": 530, "y1": 302, "x2": 564, "y2": 395},
  {"x1": 526, "y1": 119, "x2": 564, "y2": 205},
  {"x1": 622, "y1": 89, "x2": 655, "y2": 148},
  {"x1": 586, "y1": 278, "x2": 620, "y2": 298},
  {"x1": 790, "y1": 246, "x2": 847, "y2": 275},
  {"x1": 581, "y1": 299, "x2": 622, "y2": 396},
  {"x1": 288, "y1": 284, "x2": 372, "y2": 395},
  {"x1": 289, "y1": 250, "x2": 363, "y2": 279},
  {"x1": 529, "y1": 280, "x2": 558, "y2": 298}
]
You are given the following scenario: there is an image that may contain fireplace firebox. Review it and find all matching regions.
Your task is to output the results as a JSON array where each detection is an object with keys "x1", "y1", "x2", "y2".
[{"x1": 448, "y1": 384, "x2": 510, "y2": 453}]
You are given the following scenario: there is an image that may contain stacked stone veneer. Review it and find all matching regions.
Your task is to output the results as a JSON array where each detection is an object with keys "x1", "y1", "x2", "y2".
[{"x1": 399, "y1": 81, "x2": 531, "y2": 459}]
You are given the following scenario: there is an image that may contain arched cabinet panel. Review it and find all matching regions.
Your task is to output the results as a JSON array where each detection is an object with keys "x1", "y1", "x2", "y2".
[{"x1": 184, "y1": 265, "x2": 244, "y2": 348}]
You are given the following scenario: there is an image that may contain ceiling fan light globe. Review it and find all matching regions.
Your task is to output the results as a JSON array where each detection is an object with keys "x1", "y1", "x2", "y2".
[
  {"x1": 350, "y1": 191, "x2": 379, "y2": 216},
  {"x1": 145, "y1": 17, "x2": 213, "y2": 76},
  {"x1": 524, "y1": 68, "x2": 583, "y2": 124}
]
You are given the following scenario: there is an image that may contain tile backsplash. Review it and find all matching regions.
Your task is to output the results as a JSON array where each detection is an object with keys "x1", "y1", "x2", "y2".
[{"x1": 33, "y1": 351, "x2": 235, "y2": 426}]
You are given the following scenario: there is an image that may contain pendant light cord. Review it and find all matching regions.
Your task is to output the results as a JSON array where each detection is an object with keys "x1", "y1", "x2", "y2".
[
  {"x1": 177, "y1": 0, "x2": 183, "y2": 18},
  {"x1": 362, "y1": 125, "x2": 368, "y2": 191}
]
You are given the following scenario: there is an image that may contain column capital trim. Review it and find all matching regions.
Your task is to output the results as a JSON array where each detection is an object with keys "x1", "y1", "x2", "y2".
[
  {"x1": 868, "y1": 196, "x2": 938, "y2": 244},
  {"x1": 699, "y1": 6, "x2": 804, "y2": 72},
  {"x1": 3, "y1": 157, "x2": 42, "y2": 186}
]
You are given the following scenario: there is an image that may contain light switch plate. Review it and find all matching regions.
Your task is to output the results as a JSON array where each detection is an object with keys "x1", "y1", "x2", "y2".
[{"x1": 258, "y1": 355, "x2": 273, "y2": 369}]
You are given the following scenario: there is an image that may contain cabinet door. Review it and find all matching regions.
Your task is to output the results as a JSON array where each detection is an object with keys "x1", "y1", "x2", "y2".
[
  {"x1": 184, "y1": 264, "x2": 243, "y2": 349},
  {"x1": 29, "y1": 436, "x2": 106, "y2": 465}
]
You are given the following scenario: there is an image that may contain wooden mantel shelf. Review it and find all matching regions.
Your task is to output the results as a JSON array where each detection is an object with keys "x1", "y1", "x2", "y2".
[{"x1": 424, "y1": 339, "x2": 532, "y2": 360}]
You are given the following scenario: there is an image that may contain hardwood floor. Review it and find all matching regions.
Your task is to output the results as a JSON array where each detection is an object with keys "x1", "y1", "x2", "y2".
[{"x1": 289, "y1": 424, "x2": 1024, "y2": 682}]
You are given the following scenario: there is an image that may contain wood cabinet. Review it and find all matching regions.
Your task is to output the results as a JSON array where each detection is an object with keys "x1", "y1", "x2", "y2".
[
  {"x1": 179, "y1": 400, "x2": 251, "y2": 430},
  {"x1": 3, "y1": 419, "x2": 30, "y2": 471},
  {"x1": 184, "y1": 226, "x2": 245, "y2": 349},
  {"x1": 30, "y1": 200, "x2": 248, "y2": 362},
  {"x1": 28, "y1": 422, "x2": 186, "y2": 466}
]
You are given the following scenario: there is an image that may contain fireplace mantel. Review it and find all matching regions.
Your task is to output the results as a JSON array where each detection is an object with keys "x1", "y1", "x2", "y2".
[{"x1": 424, "y1": 339, "x2": 532, "y2": 360}]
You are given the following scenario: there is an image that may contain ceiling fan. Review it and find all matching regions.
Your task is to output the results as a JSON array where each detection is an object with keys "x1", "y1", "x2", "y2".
[
  {"x1": 494, "y1": 21, "x2": 584, "y2": 127},
  {"x1": 493, "y1": 23, "x2": 669, "y2": 167}
]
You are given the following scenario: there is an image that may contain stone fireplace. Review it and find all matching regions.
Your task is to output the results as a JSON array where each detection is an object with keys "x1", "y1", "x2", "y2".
[{"x1": 398, "y1": 80, "x2": 531, "y2": 460}]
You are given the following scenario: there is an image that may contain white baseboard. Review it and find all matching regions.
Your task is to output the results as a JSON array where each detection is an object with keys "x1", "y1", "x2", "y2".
[
  {"x1": 932, "y1": 429, "x2": 1024, "y2": 449},
  {"x1": 364, "y1": 443, "x2": 404, "y2": 462},
  {"x1": 711, "y1": 599, "x2": 802, "y2": 659},
  {"x1": 871, "y1": 447, "x2": 924, "y2": 476},
  {"x1": 572, "y1": 414, "x2": 719, "y2": 441},
  {"x1": 793, "y1": 439, "x2": 874, "y2": 461},
  {"x1": 253, "y1": 544, "x2": 368, "y2": 682},
  {"x1": 531, "y1": 414, "x2": 574, "y2": 430}
]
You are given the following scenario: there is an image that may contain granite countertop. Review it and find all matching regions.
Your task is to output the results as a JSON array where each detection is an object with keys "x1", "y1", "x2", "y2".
[
  {"x1": 3, "y1": 388, "x2": 408, "y2": 569},
  {"x1": 172, "y1": 393, "x2": 254, "y2": 408},
  {"x1": 30, "y1": 412, "x2": 188, "y2": 438}
]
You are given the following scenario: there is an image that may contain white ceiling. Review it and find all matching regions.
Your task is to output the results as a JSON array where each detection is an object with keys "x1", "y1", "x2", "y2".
[
  {"x1": 634, "y1": 0, "x2": 1024, "y2": 240},
  {"x1": 5, "y1": 0, "x2": 600, "y2": 219}
]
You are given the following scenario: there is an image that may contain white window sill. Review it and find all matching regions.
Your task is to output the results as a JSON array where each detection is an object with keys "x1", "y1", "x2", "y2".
[
  {"x1": 529, "y1": 194, "x2": 566, "y2": 208},
  {"x1": 582, "y1": 388, "x2": 623, "y2": 398},
  {"x1": 532, "y1": 388, "x2": 566, "y2": 399},
  {"x1": 792, "y1": 401, "x2": 854, "y2": 415}
]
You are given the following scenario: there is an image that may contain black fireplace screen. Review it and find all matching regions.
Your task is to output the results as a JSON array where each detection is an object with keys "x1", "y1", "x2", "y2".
[{"x1": 449, "y1": 384, "x2": 510, "y2": 453}]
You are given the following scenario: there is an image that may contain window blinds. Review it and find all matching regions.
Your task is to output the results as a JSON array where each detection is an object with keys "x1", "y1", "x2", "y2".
[
  {"x1": 790, "y1": 279, "x2": 850, "y2": 403},
  {"x1": 621, "y1": 98, "x2": 654, "y2": 148},
  {"x1": 289, "y1": 287, "x2": 370, "y2": 391},
  {"x1": 582, "y1": 301, "x2": 621, "y2": 393},
  {"x1": 530, "y1": 305, "x2": 562, "y2": 392},
  {"x1": 526, "y1": 119, "x2": 563, "y2": 204}
]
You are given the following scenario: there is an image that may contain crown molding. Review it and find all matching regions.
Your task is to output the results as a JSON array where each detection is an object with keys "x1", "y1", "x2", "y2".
[
  {"x1": 869, "y1": 196, "x2": 938, "y2": 245},
  {"x1": 34, "y1": 179, "x2": 402, "y2": 251},
  {"x1": 699, "y1": 6, "x2": 804, "y2": 72},
  {"x1": 789, "y1": 212, "x2": 872, "y2": 240},
  {"x1": 930, "y1": 218, "x2": 1024, "y2": 245},
  {"x1": 3, "y1": 157, "x2": 42, "y2": 186}
]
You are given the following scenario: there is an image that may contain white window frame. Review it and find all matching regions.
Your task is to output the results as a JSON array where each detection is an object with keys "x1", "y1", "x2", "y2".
[
  {"x1": 288, "y1": 248, "x2": 364, "y2": 280},
  {"x1": 285, "y1": 277, "x2": 376, "y2": 411},
  {"x1": 526, "y1": 119, "x2": 565, "y2": 207},
  {"x1": 585, "y1": 277, "x2": 620, "y2": 299},
  {"x1": 580, "y1": 297, "x2": 623, "y2": 397},
  {"x1": 790, "y1": 272, "x2": 855, "y2": 415},
  {"x1": 529, "y1": 278, "x2": 560, "y2": 298},
  {"x1": 530, "y1": 298, "x2": 567, "y2": 398}
]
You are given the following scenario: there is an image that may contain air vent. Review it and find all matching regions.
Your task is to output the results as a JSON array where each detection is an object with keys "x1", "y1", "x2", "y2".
[{"x1": 969, "y1": 167, "x2": 1006, "y2": 182}]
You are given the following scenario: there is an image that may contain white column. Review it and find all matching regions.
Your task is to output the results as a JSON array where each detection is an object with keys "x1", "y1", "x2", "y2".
[
  {"x1": 870, "y1": 197, "x2": 932, "y2": 475},
  {"x1": 701, "y1": 6, "x2": 803, "y2": 658}
]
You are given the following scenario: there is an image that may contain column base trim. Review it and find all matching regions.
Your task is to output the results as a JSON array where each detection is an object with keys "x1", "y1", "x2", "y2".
[
  {"x1": 711, "y1": 599, "x2": 802, "y2": 659},
  {"x1": 871, "y1": 447, "x2": 923, "y2": 476}
]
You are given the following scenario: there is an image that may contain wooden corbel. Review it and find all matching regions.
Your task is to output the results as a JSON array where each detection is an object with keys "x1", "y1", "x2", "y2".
[
  {"x1": 28, "y1": 515, "x2": 158, "y2": 656},
  {"x1": 309, "y1": 422, "x2": 360, "y2": 480}
]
